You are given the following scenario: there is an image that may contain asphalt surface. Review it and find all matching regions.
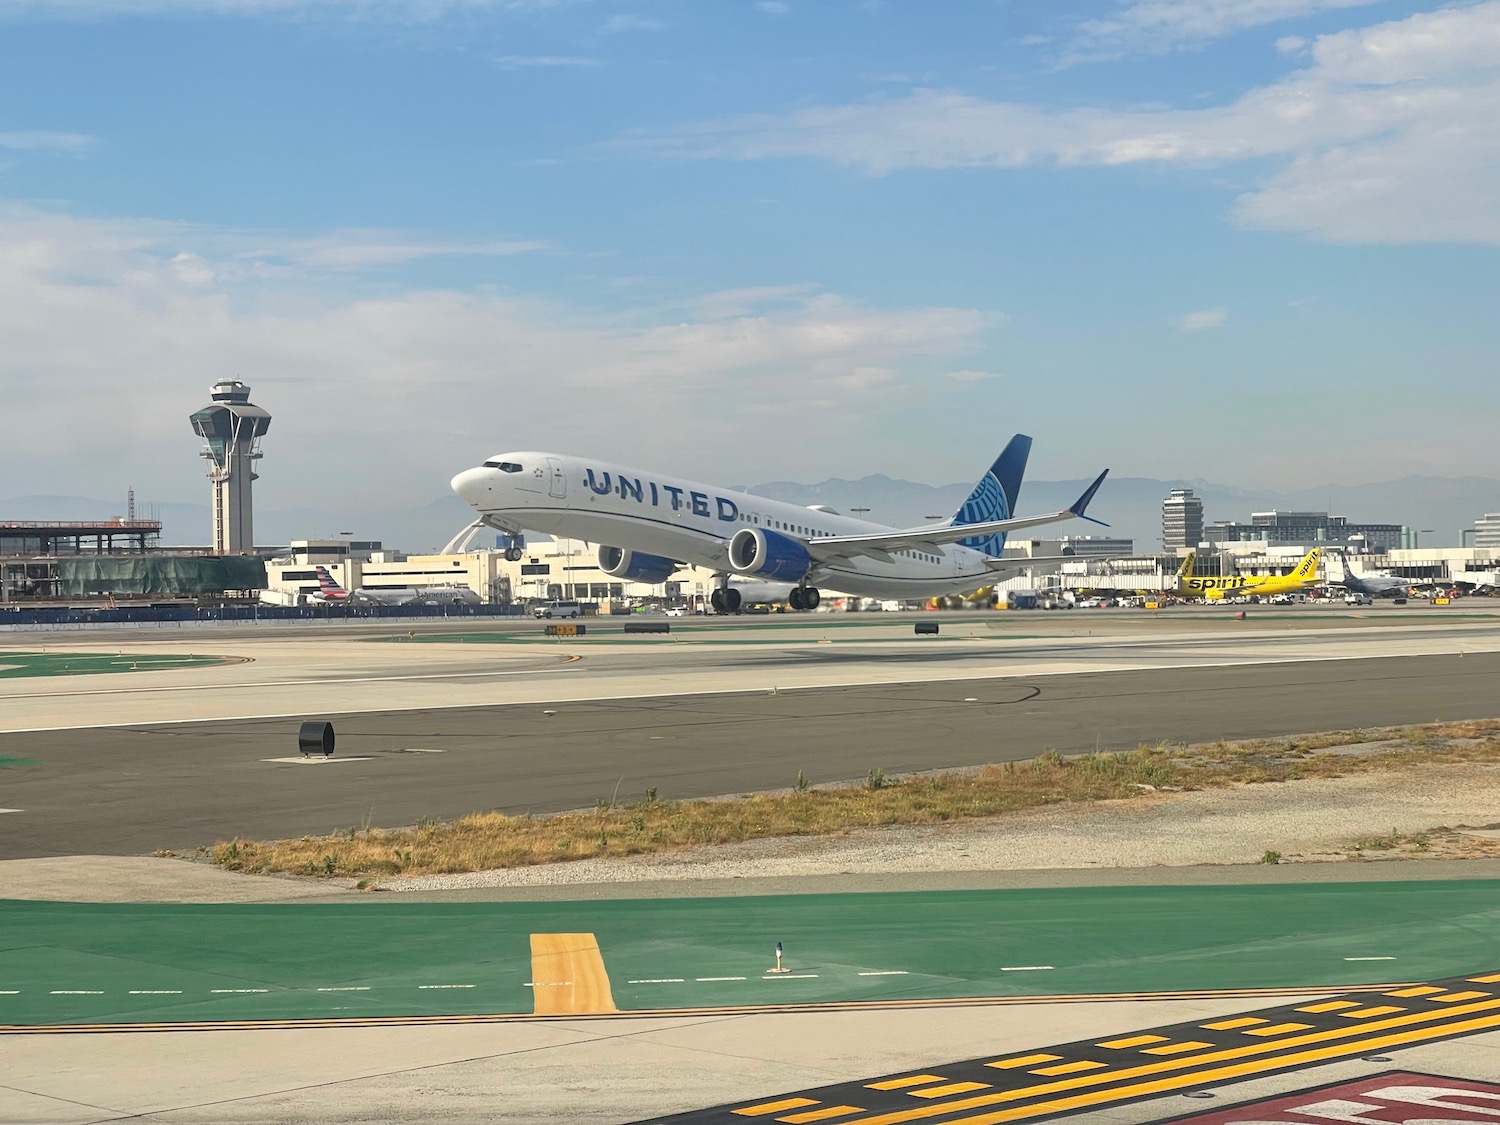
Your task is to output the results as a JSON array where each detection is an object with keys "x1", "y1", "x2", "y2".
[{"x1": 1, "y1": 651, "x2": 1497, "y2": 858}]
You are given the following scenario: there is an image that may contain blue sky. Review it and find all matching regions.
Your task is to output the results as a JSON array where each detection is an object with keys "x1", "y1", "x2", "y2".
[{"x1": 2, "y1": 0, "x2": 1498, "y2": 514}]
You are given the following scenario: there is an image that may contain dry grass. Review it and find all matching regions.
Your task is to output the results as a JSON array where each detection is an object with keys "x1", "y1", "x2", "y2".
[{"x1": 205, "y1": 719, "x2": 1500, "y2": 879}]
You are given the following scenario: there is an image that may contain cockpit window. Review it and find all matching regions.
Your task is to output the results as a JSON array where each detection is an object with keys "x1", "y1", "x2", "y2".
[{"x1": 483, "y1": 461, "x2": 523, "y2": 473}]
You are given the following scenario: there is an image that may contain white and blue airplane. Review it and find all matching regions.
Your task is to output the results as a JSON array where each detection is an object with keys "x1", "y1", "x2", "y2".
[{"x1": 450, "y1": 436, "x2": 1108, "y2": 612}]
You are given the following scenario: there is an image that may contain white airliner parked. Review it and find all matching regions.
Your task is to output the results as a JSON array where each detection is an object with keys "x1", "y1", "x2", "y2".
[
  {"x1": 310, "y1": 566, "x2": 481, "y2": 606},
  {"x1": 450, "y1": 436, "x2": 1108, "y2": 612}
]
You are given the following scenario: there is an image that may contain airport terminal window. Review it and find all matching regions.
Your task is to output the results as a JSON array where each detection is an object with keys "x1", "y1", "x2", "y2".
[{"x1": 483, "y1": 461, "x2": 523, "y2": 472}]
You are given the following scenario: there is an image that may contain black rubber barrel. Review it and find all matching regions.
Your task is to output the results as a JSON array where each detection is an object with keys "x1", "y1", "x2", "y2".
[{"x1": 298, "y1": 721, "x2": 335, "y2": 757}]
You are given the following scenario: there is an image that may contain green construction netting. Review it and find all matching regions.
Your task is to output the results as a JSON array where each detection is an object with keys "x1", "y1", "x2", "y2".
[{"x1": 58, "y1": 556, "x2": 267, "y2": 596}]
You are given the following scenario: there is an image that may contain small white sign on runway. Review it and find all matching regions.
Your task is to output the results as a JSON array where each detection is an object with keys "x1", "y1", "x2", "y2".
[{"x1": 259, "y1": 756, "x2": 376, "y2": 765}]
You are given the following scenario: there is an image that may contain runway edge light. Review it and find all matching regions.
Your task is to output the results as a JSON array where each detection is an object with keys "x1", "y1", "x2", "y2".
[{"x1": 769, "y1": 941, "x2": 790, "y2": 974}]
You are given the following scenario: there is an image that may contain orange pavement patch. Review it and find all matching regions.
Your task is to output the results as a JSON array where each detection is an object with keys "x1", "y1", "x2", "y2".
[{"x1": 529, "y1": 932, "x2": 617, "y2": 1015}]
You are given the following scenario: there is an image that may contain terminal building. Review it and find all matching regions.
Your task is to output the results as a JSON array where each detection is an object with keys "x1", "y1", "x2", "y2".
[
  {"x1": 1205, "y1": 510, "x2": 1403, "y2": 553},
  {"x1": 1161, "y1": 489, "x2": 1203, "y2": 552}
]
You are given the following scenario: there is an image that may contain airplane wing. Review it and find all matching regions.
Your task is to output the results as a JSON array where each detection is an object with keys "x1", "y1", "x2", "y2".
[
  {"x1": 807, "y1": 470, "x2": 1109, "y2": 565},
  {"x1": 980, "y1": 552, "x2": 1122, "y2": 572}
]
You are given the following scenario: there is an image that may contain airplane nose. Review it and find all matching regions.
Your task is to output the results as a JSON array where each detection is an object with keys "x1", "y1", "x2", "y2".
[{"x1": 451, "y1": 467, "x2": 491, "y2": 506}]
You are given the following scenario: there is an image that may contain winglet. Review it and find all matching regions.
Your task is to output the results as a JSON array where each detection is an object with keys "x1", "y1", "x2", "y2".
[{"x1": 1067, "y1": 469, "x2": 1110, "y2": 527}]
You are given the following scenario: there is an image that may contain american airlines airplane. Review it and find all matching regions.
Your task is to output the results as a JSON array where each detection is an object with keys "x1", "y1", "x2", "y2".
[
  {"x1": 450, "y1": 435, "x2": 1107, "y2": 612},
  {"x1": 310, "y1": 566, "x2": 481, "y2": 606}
]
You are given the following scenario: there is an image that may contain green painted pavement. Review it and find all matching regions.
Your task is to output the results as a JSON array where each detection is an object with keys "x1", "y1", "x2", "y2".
[
  {"x1": 0, "y1": 652, "x2": 229, "y2": 679},
  {"x1": 1, "y1": 881, "x2": 1497, "y2": 1027}
]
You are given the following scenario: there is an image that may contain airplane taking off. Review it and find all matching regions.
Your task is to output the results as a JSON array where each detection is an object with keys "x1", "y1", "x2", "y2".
[
  {"x1": 311, "y1": 566, "x2": 480, "y2": 606},
  {"x1": 1174, "y1": 548, "x2": 1321, "y2": 600},
  {"x1": 1324, "y1": 549, "x2": 1410, "y2": 598},
  {"x1": 450, "y1": 435, "x2": 1109, "y2": 611}
]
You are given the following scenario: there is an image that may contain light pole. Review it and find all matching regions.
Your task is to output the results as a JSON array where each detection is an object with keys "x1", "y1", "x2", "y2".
[{"x1": 1415, "y1": 529, "x2": 1435, "y2": 549}]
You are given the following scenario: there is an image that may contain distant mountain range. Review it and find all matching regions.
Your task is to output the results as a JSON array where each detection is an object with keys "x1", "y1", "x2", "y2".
[{"x1": 6, "y1": 473, "x2": 1497, "y2": 554}]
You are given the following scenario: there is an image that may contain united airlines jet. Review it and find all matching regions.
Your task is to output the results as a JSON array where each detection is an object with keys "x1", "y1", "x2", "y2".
[{"x1": 450, "y1": 436, "x2": 1107, "y2": 612}]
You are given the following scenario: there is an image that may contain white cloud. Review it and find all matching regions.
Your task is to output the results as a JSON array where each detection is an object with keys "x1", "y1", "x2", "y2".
[
  {"x1": 620, "y1": 2, "x2": 1500, "y2": 246},
  {"x1": 0, "y1": 0, "x2": 572, "y2": 16},
  {"x1": 602, "y1": 13, "x2": 661, "y2": 33},
  {"x1": 494, "y1": 54, "x2": 597, "y2": 69},
  {"x1": 1069, "y1": 0, "x2": 1383, "y2": 60},
  {"x1": 0, "y1": 130, "x2": 95, "y2": 151},
  {"x1": 0, "y1": 204, "x2": 992, "y2": 504},
  {"x1": 1276, "y1": 33, "x2": 1308, "y2": 53},
  {"x1": 943, "y1": 369, "x2": 1000, "y2": 381},
  {"x1": 249, "y1": 233, "x2": 551, "y2": 269},
  {"x1": 1178, "y1": 308, "x2": 1227, "y2": 332}
]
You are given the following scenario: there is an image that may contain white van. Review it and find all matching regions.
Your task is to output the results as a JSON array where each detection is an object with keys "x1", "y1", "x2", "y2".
[{"x1": 534, "y1": 600, "x2": 583, "y2": 619}]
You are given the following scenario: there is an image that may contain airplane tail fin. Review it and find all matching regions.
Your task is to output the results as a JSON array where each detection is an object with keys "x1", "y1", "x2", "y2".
[
  {"x1": 1177, "y1": 551, "x2": 1196, "y2": 578},
  {"x1": 314, "y1": 566, "x2": 346, "y2": 595},
  {"x1": 952, "y1": 434, "x2": 1031, "y2": 558},
  {"x1": 1294, "y1": 548, "x2": 1321, "y2": 581}
]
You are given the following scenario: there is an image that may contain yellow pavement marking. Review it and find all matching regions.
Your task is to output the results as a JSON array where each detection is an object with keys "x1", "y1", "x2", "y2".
[
  {"x1": 867, "y1": 1077, "x2": 947, "y2": 1091},
  {"x1": 1201, "y1": 1016, "x2": 1266, "y2": 1030},
  {"x1": 1387, "y1": 985, "x2": 1446, "y2": 997},
  {"x1": 804, "y1": 1002, "x2": 1500, "y2": 1125},
  {"x1": 1243, "y1": 1022, "x2": 1314, "y2": 1036},
  {"x1": 1431, "y1": 991, "x2": 1489, "y2": 1003},
  {"x1": 845, "y1": 1010, "x2": 1500, "y2": 1125},
  {"x1": 779, "y1": 1106, "x2": 863, "y2": 1123},
  {"x1": 1097, "y1": 1034, "x2": 1168, "y2": 1049},
  {"x1": 1340, "y1": 1006, "x2": 1406, "y2": 1019},
  {"x1": 1470, "y1": 972, "x2": 1500, "y2": 983},
  {"x1": 1297, "y1": 1000, "x2": 1363, "y2": 1012},
  {"x1": 527, "y1": 933, "x2": 616, "y2": 1016},
  {"x1": 1030, "y1": 1061, "x2": 1105, "y2": 1076},
  {"x1": 1140, "y1": 1041, "x2": 1213, "y2": 1056},
  {"x1": 733, "y1": 1097, "x2": 818, "y2": 1117},
  {"x1": 910, "y1": 1083, "x2": 990, "y2": 1098},
  {"x1": 985, "y1": 1054, "x2": 1061, "y2": 1070}
]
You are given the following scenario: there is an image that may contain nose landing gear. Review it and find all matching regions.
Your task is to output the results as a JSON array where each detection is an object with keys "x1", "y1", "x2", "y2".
[{"x1": 503, "y1": 534, "x2": 526, "y2": 563}]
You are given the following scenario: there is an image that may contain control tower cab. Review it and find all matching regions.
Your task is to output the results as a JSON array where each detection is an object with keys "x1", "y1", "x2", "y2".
[{"x1": 190, "y1": 379, "x2": 271, "y2": 554}]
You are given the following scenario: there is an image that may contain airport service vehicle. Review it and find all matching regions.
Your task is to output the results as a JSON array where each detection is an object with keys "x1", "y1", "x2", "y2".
[
  {"x1": 1344, "y1": 592, "x2": 1373, "y2": 606},
  {"x1": 1173, "y1": 549, "x2": 1321, "y2": 601},
  {"x1": 451, "y1": 435, "x2": 1108, "y2": 613},
  {"x1": 1324, "y1": 549, "x2": 1411, "y2": 599},
  {"x1": 534, "y1": 600, "x2": 583, "y2": 619},
  {"x1": 311, "y1": 566, "x2": 480, "y2": 606}
]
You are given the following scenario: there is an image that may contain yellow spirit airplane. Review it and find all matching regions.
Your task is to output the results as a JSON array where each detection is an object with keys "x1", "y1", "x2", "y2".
[{"x1": 1175, "y1": 548, "x2": 1321, "y2": 600}]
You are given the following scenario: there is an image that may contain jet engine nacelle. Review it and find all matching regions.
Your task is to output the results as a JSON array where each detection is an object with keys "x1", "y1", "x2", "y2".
[
  {"x1": 727, "y1": 527, "x2": 812, "y2": 581},
  {"x1": 597, "y1": 545, "x2": 679, "y2": 585}
]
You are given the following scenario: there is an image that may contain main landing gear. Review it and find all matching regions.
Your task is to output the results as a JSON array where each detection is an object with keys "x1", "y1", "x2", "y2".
[
  {"x1": 789, "y1": 585, "x2": 821, "y2": 611},
  {"x1": 710, "y1": 587, "x2": 742, "y2": 614},
  {"x1": 502, "y1": 533, "x2": 526, "y2": 563}
]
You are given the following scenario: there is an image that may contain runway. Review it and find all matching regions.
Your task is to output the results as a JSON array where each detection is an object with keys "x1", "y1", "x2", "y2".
[
  {"x1": 3, "y1": 612, "x2": 1500, "y2": 858},
  {"x1": 4, "y1": 608, "x2": 1500, "y2": 733}
]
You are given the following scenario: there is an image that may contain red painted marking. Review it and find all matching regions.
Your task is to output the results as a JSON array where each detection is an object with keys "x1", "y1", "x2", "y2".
[{"x1": 1163, "y1": 1071, "x2": 1500, "y2": 1124}]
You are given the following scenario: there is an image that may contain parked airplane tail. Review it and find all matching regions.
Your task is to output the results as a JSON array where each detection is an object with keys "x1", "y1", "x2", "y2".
[
  {"x1": 952, "y1": 433, "x2": 1032, "y2": 558},
  {"x1": 1177, "y1": 551, "x2": 1196, "y2": 577},
  {"x1": 1294, "y1": 548, "x2": 1321, "y2": 580},
  {"x1": 314, "y1": 566, "x2": 348, "y2": 596}
]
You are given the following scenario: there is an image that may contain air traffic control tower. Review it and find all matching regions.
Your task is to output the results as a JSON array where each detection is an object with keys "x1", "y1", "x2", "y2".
[{"x1": 190, "y1": 380, "x2": 271, "y2": 553}]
